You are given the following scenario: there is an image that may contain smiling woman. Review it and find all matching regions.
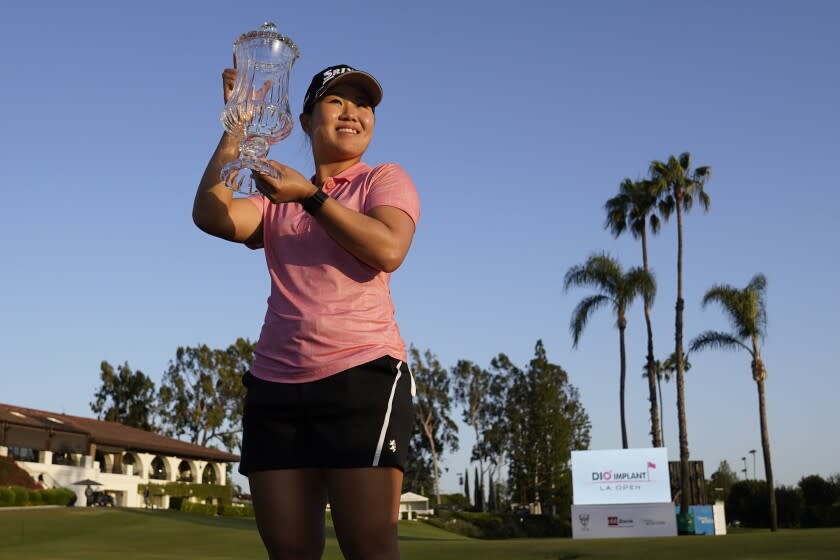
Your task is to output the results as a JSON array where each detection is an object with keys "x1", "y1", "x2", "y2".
[{"x1": 192, "y1": 63, "x2": 420, "y2": 560}]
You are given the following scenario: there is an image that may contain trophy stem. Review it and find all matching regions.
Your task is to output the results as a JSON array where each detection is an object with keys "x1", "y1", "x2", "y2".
[{"x1": 221, "y1": 136, "x2": 281, "y2": 194}]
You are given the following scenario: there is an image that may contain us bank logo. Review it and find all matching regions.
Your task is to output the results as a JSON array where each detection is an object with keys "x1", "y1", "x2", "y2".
[{"x1": 608, "y1": 516, "x2": 635, "y2": 528}]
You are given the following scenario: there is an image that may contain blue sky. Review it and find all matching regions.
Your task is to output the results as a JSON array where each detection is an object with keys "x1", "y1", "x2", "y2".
[{"x1": 2, "y1": 1, "x2": 838, "y2": 495}]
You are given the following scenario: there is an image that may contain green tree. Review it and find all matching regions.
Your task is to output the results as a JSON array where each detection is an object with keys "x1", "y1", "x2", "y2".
[
  {"x1": 564, "y1": 253, "x2": 655, "y2": 448},
  {"x1": 463, "y1": 467, "x2": 470, "y2": 503},
  {"x1": 799, "y1": 474, "x2": 840, "y2": 527},
  {"x1": 474, "y1": 466, "x2": 484, "y2": 512},
  {"x1": 483, "y1": 354, "x2": 514, "y2": 503},
  {"x1": 650, "y1": 151, "x2": 711, "y2": 517},
  {"x1": 605, "y1": 178, "x2": 663, "y2": 447},
  {"x1": 707, "y1": 459, "x2": 738, "y2": 503},
  {"x1": 409, "y1": 346, "x2": 459, "y2": 506},
  {"x1": 451, "y1": 359, "x2": 494, "y2": 510},
  {"x1": 689, "y1": 274, "x2": 777, "y2": 530},
  {"x1": 403, "y1": 430, "x2": 435, "y2": 497},
  {"x1": 90, "y1": 361, "x2": 157, "y2": 431},
  {"x1": 157, "y1": 338, "x2": 253, "y2": 452},
  {"x1": 506, "y1": 340, "x2": 591, "y2": 514}
]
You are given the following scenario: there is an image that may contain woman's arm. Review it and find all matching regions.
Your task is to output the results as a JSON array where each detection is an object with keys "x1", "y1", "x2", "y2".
[
  {"x1": 252, "y1": 162, "x2": 416, "y2": 273},
  {"x1": 192, "y1": 68, "x2": 263, "y2": 244},
  {"x1": 315, "y1": 201, "x2": 415, "y2": 273}
]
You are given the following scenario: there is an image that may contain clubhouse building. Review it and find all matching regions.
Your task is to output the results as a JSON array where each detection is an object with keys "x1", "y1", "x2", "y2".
[{"x1": 0, "y1": 402, "x2": 239, "y2": 508}]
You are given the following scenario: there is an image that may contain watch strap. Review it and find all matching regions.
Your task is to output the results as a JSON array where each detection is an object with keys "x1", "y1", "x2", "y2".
[{"x1": 302, "y1": 189, "x2": 329, "y2": 215}]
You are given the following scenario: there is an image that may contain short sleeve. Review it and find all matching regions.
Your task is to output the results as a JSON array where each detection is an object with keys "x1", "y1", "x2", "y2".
[{"x1": 363, "y1": 163, "x2": 421, "y2": 226}]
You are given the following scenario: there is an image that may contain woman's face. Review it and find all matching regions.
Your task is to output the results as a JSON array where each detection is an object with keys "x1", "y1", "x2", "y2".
[{"x1": 301, "y1": 83, "x2": 375, "y2": 163}]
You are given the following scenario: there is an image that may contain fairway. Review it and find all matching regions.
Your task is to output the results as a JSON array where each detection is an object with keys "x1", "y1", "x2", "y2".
[{"x1": 1, "y1": 508, "x2": 839, "y2": 559}]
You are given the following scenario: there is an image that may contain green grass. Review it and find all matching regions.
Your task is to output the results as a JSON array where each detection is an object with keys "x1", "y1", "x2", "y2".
[{"x1": 1, "y1": 508, "x2": 839, "y2": 559}]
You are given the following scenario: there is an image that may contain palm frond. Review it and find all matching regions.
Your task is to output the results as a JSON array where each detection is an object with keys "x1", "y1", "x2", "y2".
[
  {"x1": 623, "y1": 266, "x2": 656, "y2": 305},
  {"x1": 702, "y1": 280, "x2": 766, "y2": 339},
  {"x1": 697, "y1": 189, "x2": 711, "y2": 211},
  {"x1": 689, "y1": 330, "x2": 751, "y2": 355},
  {"x1": 657, "y1": 196, "x2": 675, "y2": 222},
  {"x1": 648, "y1": 213, "x2": 661, "y2": 235},
  {"x1": 569, "y1": 294, "x2": 610, "y2": 348},
  {"x1": 747, "y1": 274, "x2": 769, "y2": 335},
  {"x1": 564, "y1": 253, "x2": 621, "y2": 294}
]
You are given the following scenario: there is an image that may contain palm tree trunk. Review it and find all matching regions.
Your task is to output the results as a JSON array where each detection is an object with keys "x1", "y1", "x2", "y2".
[
  {"x1": 619, "y1": 322, "x2": 629, "y2": 449},
  {"x1": 675, "y1": 198, "x2": 691, "y2": 517},
  {"x1": 657, "y1": 374, "x2": 665, "y2": 444},
  {"x1": 641, "y1": 228, "x2": 662, "y2": 447},
  {"x1": 753, "y1": 355, "x2": 778, "y2": 531}
]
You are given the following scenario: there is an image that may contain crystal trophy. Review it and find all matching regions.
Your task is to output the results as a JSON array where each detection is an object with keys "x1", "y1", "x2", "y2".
[{"x1": 221, "y1": 22, "x2": 299, "y2": 194}]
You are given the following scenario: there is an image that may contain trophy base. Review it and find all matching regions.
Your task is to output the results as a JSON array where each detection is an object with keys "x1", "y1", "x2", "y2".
[{"x1": 221, "y1": 157, "x2": 282, "y2": 195}]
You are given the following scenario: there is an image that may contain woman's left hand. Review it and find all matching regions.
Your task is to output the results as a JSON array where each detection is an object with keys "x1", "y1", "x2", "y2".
[{"x1": 252, "y1": 161, "x2": 318, "y2": 204}]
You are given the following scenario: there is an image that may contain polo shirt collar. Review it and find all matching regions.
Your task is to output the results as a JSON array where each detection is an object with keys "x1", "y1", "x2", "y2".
[
  {"x1": 312, "y1": 162, "x2": 372, "y2": 192},
  {"x1": 331, "y1": 161, "x2": 370, "y2": 183}
]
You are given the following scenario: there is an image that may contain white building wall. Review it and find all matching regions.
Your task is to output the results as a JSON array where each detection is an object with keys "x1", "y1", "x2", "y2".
[{"x1": 16, "y1": 454, "x2": 230, "y2": 509}]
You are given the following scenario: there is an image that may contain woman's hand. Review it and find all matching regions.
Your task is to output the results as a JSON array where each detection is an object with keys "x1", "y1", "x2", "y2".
[{"x1": 252, "y1": 161, "x2": 318, "y2": 204}]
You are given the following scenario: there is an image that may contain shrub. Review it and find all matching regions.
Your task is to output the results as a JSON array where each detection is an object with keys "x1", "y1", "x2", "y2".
[
  {"x1": 0, "y1": 487, "x2": 14, "y2": 507},
  {"x1": 218, "y1": 503, "x2": 255, "y2": 517},
  {"x1": 180, "y1": 501, "x2": 217, "y2": 516},
  {"x1": 727, "y1": 480, "x2": 770, "y2": 528},
  {"x1": 423, "y1": 515, "x2": 482, "y2": 538},
  {"x1": 47, "y1": 488, "x2": 76, "y2": 506},
  {"x1": 28, "y1": 489, "x2": 42, "y2": 506},
  {"x1": 775, "y1": 485, "x2": 804, "y2": 528},
  {"x1": 427, "y1": 510, "x2": 570, "y2": 539},
  {"x1": 11, "y1": 486, "x2": 29, "y2": 506}
]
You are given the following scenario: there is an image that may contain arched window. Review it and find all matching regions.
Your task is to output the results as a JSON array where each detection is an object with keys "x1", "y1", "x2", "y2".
[
  {"x1": 150, "y1": 456, "x2": 168, "y2": 480},
  {"x1": 122, "y1": 452, "x2": 140, "y2": 476},
  {"x1": 202, "y1": 463, "x2": 218, "y2": 485},
  {"x1": 177, "y1": 460, "x2": 193, "y2": 482}
]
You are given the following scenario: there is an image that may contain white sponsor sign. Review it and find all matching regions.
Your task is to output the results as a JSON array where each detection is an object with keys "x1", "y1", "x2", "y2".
[
  {"x1": 572, "y1": 448, "x2": 671, "y2": 505},
  {"x1": 572, "y1": 503, "x2": 677, "y2": 539}
]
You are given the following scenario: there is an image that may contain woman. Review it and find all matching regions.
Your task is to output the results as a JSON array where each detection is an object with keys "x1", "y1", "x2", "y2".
[{"x1": 193, "y1": 64, "x2": 420, "y2": 560}]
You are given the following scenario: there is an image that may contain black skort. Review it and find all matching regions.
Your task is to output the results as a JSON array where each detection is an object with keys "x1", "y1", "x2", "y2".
[{"x1": 239, "y1": 355, "x2": 415, "y2": 474}]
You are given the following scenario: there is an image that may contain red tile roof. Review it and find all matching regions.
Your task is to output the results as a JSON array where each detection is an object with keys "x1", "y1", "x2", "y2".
[{"x1": 0, "y1": 403, "x2": 238, "y2": 463}]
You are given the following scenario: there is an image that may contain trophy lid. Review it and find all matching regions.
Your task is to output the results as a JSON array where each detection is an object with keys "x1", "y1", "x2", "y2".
[{"x1": 233, "y1": 22, "x2": 300, "y2": 59}]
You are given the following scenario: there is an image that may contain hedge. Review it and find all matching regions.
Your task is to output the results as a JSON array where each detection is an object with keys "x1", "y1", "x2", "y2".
[
  {"x1": 425, "y1": 510, "x2": 571, "y2": 539},
  {"x1": 139, "y1": 482, "x2": 232, "y2": 501},
  {"x1": 177, "y1": 499, "x2": 255, "y2": 518},
  {"x1": 0, "y1": 486, "x2": 75, "y2": 507},
  {"x1": 218, "y1": 503, "x2": 255, "y2": 518}
]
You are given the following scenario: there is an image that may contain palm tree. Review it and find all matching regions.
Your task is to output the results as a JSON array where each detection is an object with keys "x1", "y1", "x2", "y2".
[
  {"x1": 605, "y1": 178, "x2": 663, "y2": 447},
  {"x1": 649, "y1": 152, "x2": 711, "y2": 518},
  {"x1": 647, "y1": 351, "x2": 691, "y2": 446},
  {"x1": 564, "y1": 253, "x2": 655, "y2": 448},
  {"x1": 689, "y1": 274, "x2": 778, "y2": 531}
]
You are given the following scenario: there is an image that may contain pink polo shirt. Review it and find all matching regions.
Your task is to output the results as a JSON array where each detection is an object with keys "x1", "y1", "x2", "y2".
[{"x1": 247, "y1": 162, "x2": 420, "y2": 383}]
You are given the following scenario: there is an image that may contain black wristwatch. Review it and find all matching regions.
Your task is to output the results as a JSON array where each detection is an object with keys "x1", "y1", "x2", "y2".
[{"x1": 302, "y1": 189, "x2": 329, "y2": 215}]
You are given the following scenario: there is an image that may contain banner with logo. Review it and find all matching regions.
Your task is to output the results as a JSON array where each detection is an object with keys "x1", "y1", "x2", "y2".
[
  {"x1": 571, "y1": 448, "x2": 671, "y2": 505},
  {"x1": 687, "y1": 505, "x2": 715, "y2": 535},
  {"x1": 572, "y1": 503, "x2": 677, "y2": 539}
]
